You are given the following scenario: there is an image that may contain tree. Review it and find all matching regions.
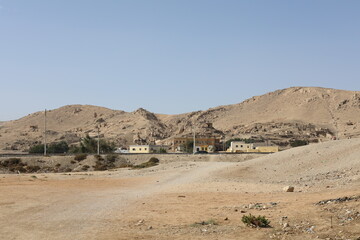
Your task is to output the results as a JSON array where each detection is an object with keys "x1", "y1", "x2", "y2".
[
  {"x1": 80, "y1": 134, "x2": 97, "y2": 153},
  {"x1": 180, "y1": 140, "x2": 194, "y2": 153},
  {"x1": 29, "y1": 144, "x2": 45, "y2": 154},
  {"x1": 29, "y1": 141, "x2": 69, "y2": 154},
  {"x1": 48, "y1": 141, "x2": 69, "y2": 153},
  {"x1": 158, "y1": 148, "x2": 167, "y2": 153},
  {"x1": 70, "y1": 134, "x2": 115, "y2": 154}
]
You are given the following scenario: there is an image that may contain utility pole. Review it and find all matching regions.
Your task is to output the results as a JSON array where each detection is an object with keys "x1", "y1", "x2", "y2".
[
  {"x1": 97, "y1": 126, "x2": 100, "y2": 155},
  {"x1": 44, "y1": 109, "x2": 47, "y2": 156},
  {"x1": 193, "y1": 126, "x2": 196, "y2": 154}
]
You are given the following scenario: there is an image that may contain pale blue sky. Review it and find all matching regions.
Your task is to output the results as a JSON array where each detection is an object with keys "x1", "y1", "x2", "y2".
[{"x1": 1, "y1": 0, "x2": 360, "y2": 121}]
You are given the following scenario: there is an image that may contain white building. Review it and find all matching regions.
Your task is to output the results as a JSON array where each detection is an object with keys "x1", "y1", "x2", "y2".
[{"x1": 227, "y1": 141, "x2": 278, "y2": 153}]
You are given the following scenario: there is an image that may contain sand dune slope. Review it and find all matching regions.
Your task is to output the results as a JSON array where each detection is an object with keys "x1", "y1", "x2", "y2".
[{"x1": 223, "y1": 138, "x2": 360, "y2": 190}]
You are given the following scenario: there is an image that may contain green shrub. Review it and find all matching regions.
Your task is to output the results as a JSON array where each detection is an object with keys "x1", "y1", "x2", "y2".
[
  {"x1": 241, "y1": 214, "x2": 270, "y2": 228},
  {"x1": 74, "y1": 154, "x2": 87, "y2": 161}
]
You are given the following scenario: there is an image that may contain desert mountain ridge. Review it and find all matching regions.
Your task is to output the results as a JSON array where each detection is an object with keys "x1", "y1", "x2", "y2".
[{"x1": 1, "y1": 86, "x2": 360, "y2": 152}]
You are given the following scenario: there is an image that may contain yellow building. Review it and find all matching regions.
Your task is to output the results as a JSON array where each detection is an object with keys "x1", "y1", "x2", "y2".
[
  {"x1": 129, "y1": 145, "x2": 171, "y2": 153},
  {"x1": 227, "y1": 141, "x2": 278, "y2": 153},
  {"x1": 171, "y1": 137, "x2": 220, "y2": 152},
  {"x1": 256, "y1": 146, "x2": 279, "y2": 153}
]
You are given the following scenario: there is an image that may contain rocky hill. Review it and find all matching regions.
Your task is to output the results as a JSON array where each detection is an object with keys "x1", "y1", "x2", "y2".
[{"x1": 1, "y1": 87, "x2": 360, "y2": 152}]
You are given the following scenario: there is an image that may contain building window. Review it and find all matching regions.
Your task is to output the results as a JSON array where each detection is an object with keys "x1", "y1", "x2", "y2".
[
  {"x1": 236, "y1": 145, "x2": 238, "y2": 148},
  {"x1": 132, "y1": 148, "x2": 135, "y2": 151},
  {"x1": 139, "y1": 148, "x2": 141, "y2": 150},
  {"x1": 144, "y1": 148, "x2": 147, "y2": 150},
  {"x1": 240, "y1": 145, "x2": 243, "y2": 147}
]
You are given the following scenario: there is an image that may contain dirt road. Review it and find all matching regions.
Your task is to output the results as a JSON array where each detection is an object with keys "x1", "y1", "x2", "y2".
[{"x1": 0, "y1": 162, "x2": 239, "y2": 240}]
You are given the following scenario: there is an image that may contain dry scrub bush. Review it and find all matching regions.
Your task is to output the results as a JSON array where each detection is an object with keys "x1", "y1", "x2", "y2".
[
  {"x1": 132, "y1": 157, "x2": 159, "y2": 169},
  {"x1": 0, "y1": 158, "x2": 40, "y2": 173},
  {"x1": 191, "y1": 219, "x2": 218, "y2": 227},
  {"x1": 242, "y1": 214, "x2": 270, "y2": 228},
  {"x1": 74, "y1": 154, "x2": 87, "y2": 161}
]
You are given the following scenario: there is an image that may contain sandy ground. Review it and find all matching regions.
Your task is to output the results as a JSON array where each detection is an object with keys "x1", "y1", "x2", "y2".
[{"x1": 1, "y1": 139, "x2": 360, "y2": 240}]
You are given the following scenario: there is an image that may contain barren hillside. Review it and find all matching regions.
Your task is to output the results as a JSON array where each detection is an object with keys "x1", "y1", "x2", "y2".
[{"x1": 1, "y1": 87, "x2": 360, "y2": 152}]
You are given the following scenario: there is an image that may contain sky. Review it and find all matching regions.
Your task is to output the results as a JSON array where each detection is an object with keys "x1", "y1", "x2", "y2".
[{"x1": 1, "y1": 0, "x2": 360, "y2": 121}]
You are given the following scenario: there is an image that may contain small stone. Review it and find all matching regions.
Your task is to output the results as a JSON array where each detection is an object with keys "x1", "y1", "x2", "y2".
[
  {"x1": 283, "y1": 227, "x2": 291, "y2": 232},
  {"x1": 135, "y1": 219, "x2": 145, "y2": 226},
  {"x1": 283, "y1": 223, "x2": 289, "y2": 228},
  {"x1": 283, "y1": 186, "x2": 294, "y2": 192},
  {"x1": 306, "y1": 225, "x2": 315, "y2": 233},
  {"x1": 147, "y1": 226, "x2": 153, "y2": 230}
]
